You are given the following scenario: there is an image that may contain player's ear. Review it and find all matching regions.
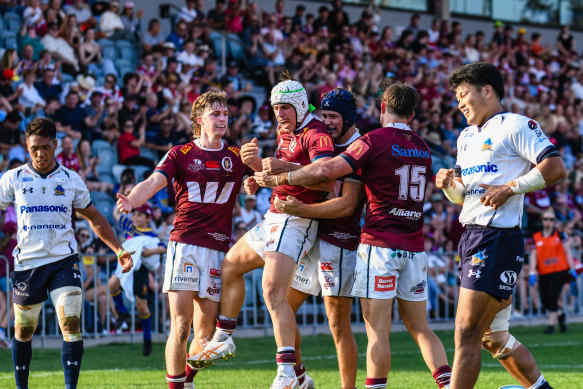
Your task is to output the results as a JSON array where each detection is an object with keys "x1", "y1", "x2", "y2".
[
  {"x1": 196, "y1": 116, "x2": 202, "y2": 125},
  {"x1": 407, "y1": 111, "x2": 415, "y2": 123},
  {"x1": 53, "y1": 139, "x2": 58, "y2": 148}
]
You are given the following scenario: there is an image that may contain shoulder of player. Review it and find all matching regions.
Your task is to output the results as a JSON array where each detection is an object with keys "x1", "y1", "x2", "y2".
[
  {"x1": 56, "y1": 164, "x2": 82, "y2": 181},
  {"x1": 500, "y1": 112, "x2": 537, "y2": 131}
]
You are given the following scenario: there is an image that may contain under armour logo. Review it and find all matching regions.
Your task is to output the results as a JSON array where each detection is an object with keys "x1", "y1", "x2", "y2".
[
  {"x1": 66, "y1": 361, "x2": 79, "y2": 366},
  {"x1": 323, "y1": 101, "x2": 330, "y2": 106},
  {"x1": 468, "y1": 269, "x2": 481, "y2": 279},
  {"x1": 15, "y1": 366, "x2": 26, "y2": 371},
  {"x1": 22, "y1": 188, "x2": 33, "y2": 194},
  {"x1": 73, "y1": 273, "x2": 80, "y2": 279}
]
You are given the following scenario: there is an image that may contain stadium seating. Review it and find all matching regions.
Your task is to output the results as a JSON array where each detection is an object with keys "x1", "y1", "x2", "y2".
[
  {"x1": 3, "y1": 12, "x2": 21, "y2": 32},
  {"x1": 140, "y1": 147, "x2": 158, "y2": 161},
  {"x1": 90, "y1": 190, "x2": 116, "y2": 224},
  {"x1": 116, "y1": 40, "x2": 138, "y2": 65},
  {"x1": 3, "y1": 31, "x2": 17, "y2": 50}
]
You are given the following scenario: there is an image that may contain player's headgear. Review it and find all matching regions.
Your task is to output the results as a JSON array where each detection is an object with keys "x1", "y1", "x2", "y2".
[
  {"x1": 321, "y1": 88, "x2": 357, "y2": 138},
  {"x1": 271, "y1": 80, "x2": 309, "y2": 126}
]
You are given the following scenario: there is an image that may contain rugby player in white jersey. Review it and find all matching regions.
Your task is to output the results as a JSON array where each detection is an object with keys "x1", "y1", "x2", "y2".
[
  {"x1": 0, "y1": 118, "x2": 133, "y2": 389},
  {"x1": 436, "y1": 63, "x2": 565, "y2": 389}
]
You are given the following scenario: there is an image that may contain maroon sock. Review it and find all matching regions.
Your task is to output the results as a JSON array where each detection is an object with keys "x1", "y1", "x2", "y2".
[
  {"x1": 365, "y1": 377, "x2": 387, "y2": 389},
  {"x1": 166, "y1": 373, "x2": 186, "y2": 389},
  {"x1": 293, "y1": 362, "x2": 306, "y2": 385},
  {"x1": 216, "y1": 317, "x2": 237, "y2": 331},
  {"x1": 185, "y1": 354, "x2": 199, "y2": 383},
  {"x1": 432, "y1": 365, "x2": 451, "y2": 388}
]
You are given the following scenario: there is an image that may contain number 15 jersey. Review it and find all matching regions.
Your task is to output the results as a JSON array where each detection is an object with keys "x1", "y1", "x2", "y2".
[{"x1": 155, "y1": 139, "x2": 252, "y2": 252}]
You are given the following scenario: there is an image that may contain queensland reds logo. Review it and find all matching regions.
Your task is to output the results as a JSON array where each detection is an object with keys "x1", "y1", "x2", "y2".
[
  {"x1": 288, "y1": 138, "x2": 297, "y2": 152},
  {"x1": 188, "y1": 159, "x2": 204, "y2": 172},
  {"x1": 222, "y1": 157, "x2": 233, "y2": 172}
]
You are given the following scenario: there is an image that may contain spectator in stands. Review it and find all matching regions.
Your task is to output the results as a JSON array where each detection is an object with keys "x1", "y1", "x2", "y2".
[
  {"x1": 67, "y1": 0, "x2": 94, "y2": 28},
  {"x1": 40, "y1": 21, "x2": 78, "y2": 75},
  {"x1": 207, "y1": 0, "x2": 227, "y2": 30},
  {"x1": 78, "y1": 28, "x2": 104, "y2": 76},
  {"x1": 120, "y1": 1, "x2": 143, "y2": 42},
  {"x1": 234, "y1": 194, "x2": 261, "y2": 230},
  {"x1": 76, "y1": 139, "x2": 113, "y2": 193},
  {"x1": 0, "y1": 111, "x2": 22, "y2": 158},
  {"x1": 167, "y1": 21, "x2": 189, "y2": 52},
  {"x1": 16, "y1": 69, "x2": 45, "y2": 111},
  {"x1": 117, "y1": 93, "x2": 142, "y2": 128},
  {"x1": 35, "y1": 67, "x2": 61, "y2": 100},
  {"x1": 291, "y1": 4, "x2": 305, "y2": 28},
  {"x1": 178, "y1": 0, "x2": 197, "y2": 23},
  {"x1": 55, "y1": 91, "x2": 86, "y2": 139},
  {"x1": 99, "y1": 1, "x2": 126, "y2": 40},
  {"x1": 146, "y1": 116, "x2": 180, "y2": 159},
  {"x1": 142, "y1": 18, "x2": 165, "y2": 53},
  {"x1": 118, "y1": 117, "x2": 155, "y2": 168},
  {"x1": 56, "y1": 135, "x2": 81, "y2": 172}
]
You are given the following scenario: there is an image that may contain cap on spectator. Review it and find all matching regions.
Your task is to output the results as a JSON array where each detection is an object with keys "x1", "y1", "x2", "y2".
[
  {"x1": 167, "y1": 56, "x2": 178, "y2": 64},
  {"x1": 77, "y1": 74, "x2": 96, "y2": 90},
  {"x1": 518, "y1": 27, "x2": 526, "y2": 34},
  {"x1": 2, "y1": 221, "x2": 16, "y2": 235},
  {"x1": 244, "y1": 195, "x2": 256, "y2": 201},
  {"x1": 197, "y1": 44, "x2": 210, "y2": 53},
  {"x1": 124, "y1": 1, "x2": 134, "y2": 8},
  {"x1": 134, "y1": 203, "x2": 152, "y2": 217},
  {"x1": 228, "y1": 60, "x2": 238, "y2": 68},
  {"x1": 91, "y1": 90, "x2": 103, "y2": 97},
  {"x1": 164, "y1": 42, "x2": 177, "y2": 50},
  {"x1": 125, "y1": 93, "x2": 138, "y2": 100},
  {"x1": 494, "y1": 20, "x2": 503, "y2": 28},
  {"x1": 504, "y1": 23, "x2": 513, "y2": 31},
  {"x1": 430, "y1": 193, "x2": 444, "y2": 202},
  {"x1": 111, "y1": 1, "x2": 121, "y2": 7}
]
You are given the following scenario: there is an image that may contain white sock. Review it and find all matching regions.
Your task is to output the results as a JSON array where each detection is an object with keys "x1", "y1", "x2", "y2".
[
  {"x1": 277, "y1": 364, "x2": 295, "y2": 377},
  {"x1": 529, "y1": 375, "x2": 545, "y2": 389},
  {"x1": 213, "y1": 328, "x2": 232, "y2": 342}
]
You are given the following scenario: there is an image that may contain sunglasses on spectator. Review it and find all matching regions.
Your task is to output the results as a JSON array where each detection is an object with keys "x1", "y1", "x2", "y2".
[
  {"x1": 79, "y1": 234, "x2": 90, "y2": 238},
  {"x1": 106, "y1": 79, "x2": 115, "y2": 83},
  {"x1": 542, "y1": 218, "x2": 555, "y2": 221}
]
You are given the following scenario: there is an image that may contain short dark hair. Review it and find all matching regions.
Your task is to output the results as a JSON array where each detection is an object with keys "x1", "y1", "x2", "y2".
[
  {"x1": 25, "y1": 118, "x2": 56, "y2": 140},
  {"x1": 381, "y1": 82, "x2": 419, "y2": 119},
  {"x1": 448, "y1": 62, "x2": 505, "y2": 100},
  {"x1": 5, "y1": 110, "x2": 22, "y2": 124}
]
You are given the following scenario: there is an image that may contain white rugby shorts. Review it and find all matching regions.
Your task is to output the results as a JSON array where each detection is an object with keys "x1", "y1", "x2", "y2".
[
  {"x1": 245, "y1": 211, "x2": 318, "y2": 263},
  {"x1": 162, "y1": 241, "x2": 224, "y2": 302},
  {"x1": 291, "y1": 239, "x2": 357, "y2": 297},
  {"x1": 351, "y1": 244, "x2": 428, "y2": 301}
]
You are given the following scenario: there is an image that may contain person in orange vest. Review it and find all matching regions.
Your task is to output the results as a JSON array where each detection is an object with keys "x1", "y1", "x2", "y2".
[{"x1": 530, "y1": 209, "x2": 578, "y2": 334}]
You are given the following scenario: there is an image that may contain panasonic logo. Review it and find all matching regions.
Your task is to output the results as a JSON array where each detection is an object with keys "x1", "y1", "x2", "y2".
[
  {"x1": 389, "y1": 208, "x2": 422, "y2": 219},
  {"x1": 461, "y1": 163, "x2": 498, "y2": 176},
  {"x1": 20, "y1": 205, "x2": 68, "y2": 213},
  {"x1": 391, "y1": 145, "x2": 430, "y2": 159}
]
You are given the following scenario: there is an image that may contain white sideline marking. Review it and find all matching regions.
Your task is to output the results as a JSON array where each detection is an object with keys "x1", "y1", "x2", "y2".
[{"x1": 0, "y1": 341, "x2": 581, "y2": 379}]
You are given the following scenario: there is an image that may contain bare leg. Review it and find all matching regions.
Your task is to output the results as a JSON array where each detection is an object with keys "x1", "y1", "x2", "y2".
[
  {"x1": 286, "y1": 287, "x2": 309, "y2": 363},
  {"x1": 165, "y1": 290, "x2": 196, "y2": 375},
  {"x1": 325, "y1": 296, "x2": 358, "y2": 389},
  {"x1": 189, "y1": 296, "x2": 220, "y2": 355},
  {"x1": 360, "y1": 297, "x2": 393, "y2": 378}
]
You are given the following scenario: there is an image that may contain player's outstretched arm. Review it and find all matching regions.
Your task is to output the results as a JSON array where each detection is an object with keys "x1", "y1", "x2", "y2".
[
  {"x1": 77, "y1": 204, "x2": 133, "y2": 273},
  {"x1": 255, "y1": 155, "x2": 353, "y2": 187},
  {"x1": 274, "y1": 179, "x2": 363, "y2": 218},
  {"x1": 117, "y1": 172, "x2": 168, "y2": 214}
]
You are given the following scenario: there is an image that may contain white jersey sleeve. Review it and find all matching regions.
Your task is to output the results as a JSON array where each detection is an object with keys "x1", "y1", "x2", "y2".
[
  {"x1": 0, "y1": 170, "x2": 15, "y2": 210},
  {"x1": 71, "y1": 170, "x2": 91, "y2": 209},
  {"x1": 456, "y1": 113, "x2": 558, "y2": 228}
]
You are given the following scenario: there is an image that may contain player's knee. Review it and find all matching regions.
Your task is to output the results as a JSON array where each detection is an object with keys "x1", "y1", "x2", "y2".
[
  {"x1": 50, "y1": 286, "x2": 83, "y2": 341},
  {"x1": 262, "y1": 282, "x2": 284, "y2": 306},
  {"x1": 136, "y1": 298, "x2": 149, "y2": 316},
  {"x1": 14, "y1": 303, "x2": 42, "y2": 341},
  {"x1": 482, "y1": 330, "x2": 521, "y2": 360},
  {"x1": 60, "y1": 315, "x2": 82, "y2": 341},
  {"x1": 455, "y1": 322, "x2": 483, "y2": 345},
  {"x1": 108, "y1": 275, "x2": 120, "y2": 292}
]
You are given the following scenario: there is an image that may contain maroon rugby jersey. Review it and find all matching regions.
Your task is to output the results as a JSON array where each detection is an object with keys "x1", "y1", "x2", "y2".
[
  {"x1": 155, "y1": 140, "x2": 251, "y2": 252},
  {"x1": 341, "y1": 123, "x2": 431, "y2": 252},
  {"x1": 317, "y1": 133, "x2": 365, "y2": 251},
  {"x1": 270, "y1": 115, "x2": 335, "y2": 213}
]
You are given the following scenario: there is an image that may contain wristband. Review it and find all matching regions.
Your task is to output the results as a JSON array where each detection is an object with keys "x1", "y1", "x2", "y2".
[
  {"x1": 507, "y1": 168, "x2": 546, "y2": 195},
  {"x1": 116, "y1": 250, "x2": 125, "y2": 259},
  {"x1": 288, "y1": 171, "x2": 292, "y2": 186},
  {"x1": 275, "y1": 174, "x2": 280, "y2": 186}
]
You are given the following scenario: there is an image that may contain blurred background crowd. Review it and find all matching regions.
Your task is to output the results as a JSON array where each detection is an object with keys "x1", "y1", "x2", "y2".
[{"x1": 0, "y1": 0, "x2": 581, "y2": 340}]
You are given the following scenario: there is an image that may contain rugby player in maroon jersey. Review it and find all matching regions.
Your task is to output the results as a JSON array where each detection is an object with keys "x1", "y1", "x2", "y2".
[
  {"x1": 190, "y1": 74, "x2": 335, "y2": 389},
  {"x1": 116, "y1": 91, "x2": 252, "y2": 389},
  {"x1": 255, "y1": 83, "x2": 452, "y2": 389}
]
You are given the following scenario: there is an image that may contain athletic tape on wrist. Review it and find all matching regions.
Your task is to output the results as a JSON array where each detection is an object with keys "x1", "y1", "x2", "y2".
[
  {"x1": 508, "y1": 168, "x2": 546, "y2": 195},
  {"x1": 443, "y1": 182, "x2": 465, "y2": 204}
]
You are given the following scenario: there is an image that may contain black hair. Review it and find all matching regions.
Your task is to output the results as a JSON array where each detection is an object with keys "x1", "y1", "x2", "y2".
[
  {"x1": 5, "y1": 110, "x2": 22, "y2": 124},
  {"x1": 448, "y1": 62, "x2": 505, "y2": 100},
  {"x1": 25, "y1": 118, "x2": 57, "y2": 140}
]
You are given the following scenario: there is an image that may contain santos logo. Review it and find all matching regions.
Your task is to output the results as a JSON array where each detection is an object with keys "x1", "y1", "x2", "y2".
[
  {"x1": 391, "y1": 145, "x2": 430, "y2": 159},
  {"x1": 461, "y1": 163, "x2": 498, "y2": 176},
  {"x1": 20, "y1": 205, "x2": 68, "y2": 213}
]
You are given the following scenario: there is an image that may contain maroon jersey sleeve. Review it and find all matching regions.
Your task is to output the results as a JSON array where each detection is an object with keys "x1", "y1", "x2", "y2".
[
  {"x1": 154, "y1": 144, "x2": 188, "y2": 180},
  {"x1": 302, "y1": 125, "x2": 335, "y2": 162},
  {"x1": 339, "y1": 136, "x2": 373, "y2": 172}
]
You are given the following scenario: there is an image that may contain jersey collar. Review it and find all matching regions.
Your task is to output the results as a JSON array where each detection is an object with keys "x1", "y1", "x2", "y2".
[
  {"x1": 194, "y1": 138, "x2": 224, "y2": 151},
  {"x1": 384, "y1": 122, "x2": 411, "y2": 131},
  {"x1": 27, "y1": 161, "x2": 60, "y2": 179},
  {"x1": 295, "y1": 113, "x2": 316, "y2": 132},
  {"x1": 335, "y1": 129, "x2": 361, "y2": 147},
  {"x1": 478, "y1": 111, "x2": 507, "y2": 132}
]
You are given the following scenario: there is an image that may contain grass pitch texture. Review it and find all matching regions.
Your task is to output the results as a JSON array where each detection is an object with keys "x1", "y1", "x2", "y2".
[{"x1": 0, "y1": 324, "x2": 582, "y2": 388}]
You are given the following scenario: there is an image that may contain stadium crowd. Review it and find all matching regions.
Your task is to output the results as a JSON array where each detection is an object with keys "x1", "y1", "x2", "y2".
[{"x1": 0, "y1": 0, "x2": 582, "y2": 345}]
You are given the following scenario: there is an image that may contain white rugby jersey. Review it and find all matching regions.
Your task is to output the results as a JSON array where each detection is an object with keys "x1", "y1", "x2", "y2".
[
  {"x1": 0, "y1": 162, "x2": 91, "y2": 271},
  {"x1": 455, "y1": 112, "x2": 556, "y2": 228}
]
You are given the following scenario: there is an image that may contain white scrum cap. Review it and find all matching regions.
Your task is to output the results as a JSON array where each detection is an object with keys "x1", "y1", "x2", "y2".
[{"x1": 270, "y1": 80, "x2": 309, "y2": 125}]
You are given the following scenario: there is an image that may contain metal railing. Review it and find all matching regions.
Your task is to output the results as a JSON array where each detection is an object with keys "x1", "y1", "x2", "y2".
[{"x1": 3, "y1": 250, "x2": 581, "y2": 346}]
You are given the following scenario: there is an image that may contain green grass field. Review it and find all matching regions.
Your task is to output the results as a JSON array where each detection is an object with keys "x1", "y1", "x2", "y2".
[{"x1": 0, "y1": 323, "x2": 582, "y2": 388}]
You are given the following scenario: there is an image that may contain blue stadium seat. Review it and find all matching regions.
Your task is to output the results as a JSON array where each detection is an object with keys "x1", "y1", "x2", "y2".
[
  {"x1": 3, "y1": 31, "x2": 17, "y2": 50},
  {"x1": 94, "y1": 197, "x2": 115, "y2": 224},
  {"x1": 102, "y1": 45, "x2": 118, "y2": 62},
  {"x1": 112, "y1": 164, "x2": 130, "y2": 184},
  {"x1": 227, "y1": 34, "x2": 245, "y2": 61},
  {"x1": 98, "y1": 38, "x2": 115, "y2": 48},
  {"x1": 118, "y1": 65, "x2": 135, "y2": 80},
  {"x1": 92, "y1": 139, "x2": 113, "y2": 155},
  {"x1": 140, "y1": 147, "x2": 158, "y2": 162},
  {"x1": 116, "y1": 40, "x2": 138, "y2": 64},
  {"x1": 131, "y1": 165, "x2": 153, "y2": 182},
  {"x1": 96, "y1": 147, "x2": 117, "y2": 174},
  {"x1": 97, "y1": 172, "x2": 114, "y2": 185},
  {"x1": 210, "y1": 30, "x2": 224, "y2": 59},
  {"x1": 3, "y1": 12, "x2": 21, "y2": 33},
  {"x1": 0, "y1": 18, "x2": 5, "y2": 40}
]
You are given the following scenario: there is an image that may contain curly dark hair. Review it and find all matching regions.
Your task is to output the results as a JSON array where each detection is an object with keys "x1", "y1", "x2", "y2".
[{"x1": 25, "y1": 118, "x2": 57, "y2": 140}]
